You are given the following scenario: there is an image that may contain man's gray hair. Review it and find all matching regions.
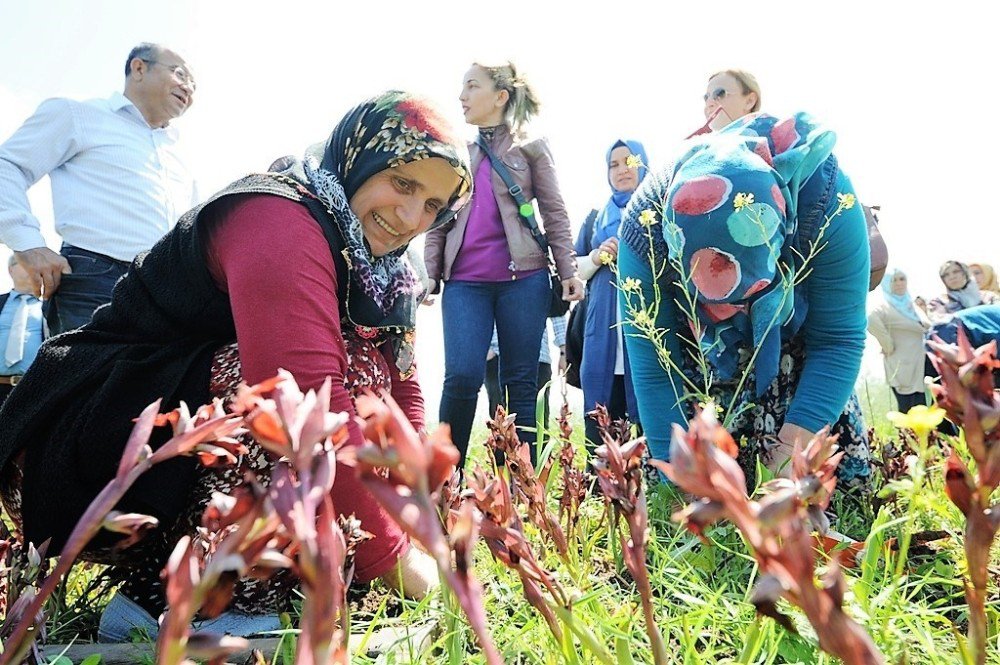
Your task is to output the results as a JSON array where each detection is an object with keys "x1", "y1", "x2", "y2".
[{"x1": 124, "y1": 42, "x2": 162, "y2": 77}]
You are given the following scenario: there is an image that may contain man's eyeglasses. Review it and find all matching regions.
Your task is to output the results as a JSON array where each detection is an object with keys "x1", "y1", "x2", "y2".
[
  {"x1": 143, "y1": 59, "x2": 196, "y2": 91},
  {"x1": 703, "y1": 87, "x2": 731, "y2": 102}
]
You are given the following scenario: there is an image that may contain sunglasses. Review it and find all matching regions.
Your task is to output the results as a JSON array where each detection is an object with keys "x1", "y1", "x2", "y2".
[{"x1": 703, "y1": 87, "x2": 731, "y2": 103}]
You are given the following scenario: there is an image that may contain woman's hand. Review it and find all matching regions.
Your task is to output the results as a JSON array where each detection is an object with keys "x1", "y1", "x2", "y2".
[
  {"x1": 591, "y1": 238, "x2": 618, "y2": 266},
  {"x1": 561, "y1": 276, "x2": 585, "y2": 301},
  {"x1": 768, "y1": 423, "x2": 815, "y2": 477},
  {"x1": 380, "y1": 544, "x2": 439, "y2": 599},
  {"x1": 420, "y1": 279, "x2": 439, "y2": 306}
]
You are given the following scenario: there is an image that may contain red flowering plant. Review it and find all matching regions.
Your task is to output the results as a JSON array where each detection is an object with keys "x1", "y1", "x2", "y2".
[
  {"x1": 485, "y1": 406, "x2": 569, "y2": 559},
  {"x1": 232, "y1": 373, "x2": 362, "y2": 665},
  {"x1": 0, "y1": 399, "x2": 244, "y2": 665},
  {"x1": 350, "y1": 395, "x2": 503, "y2": 665},
  {"x1": 0, "y1": 528, "x2": 47, "y2": 665},
  {"x1": 590, "y1": 405, "x2": 668, "y2": 665},
  {"x1": 927, "y1": 328, "x2": 1000, "y2": 665},
  {"x1": 649, "y1": 406, "x2": 885, "y2": 665},
  {"x1": 555, "y1": 402, "x2": 591, "y2": 541},
  {"x1": 464, "y1": 465, "x2": 614, "y2": 663},
  {"x1": 156, "y1": 482, "x2": 283, "y2": 665},
  {"x1": 154, "y1": 371, "x2": 379, "y2": 664}
]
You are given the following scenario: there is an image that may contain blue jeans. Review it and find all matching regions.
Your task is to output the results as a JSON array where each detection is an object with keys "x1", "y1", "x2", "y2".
[
  {"x1": 47, "y1": 245, "x2": 130, "y2": 335},
  {"x1": 440, "y1": 271, "x2": 550, "y2": 467},
  {"x1": 98, "y1": 592, "x2": 281, "y2": 642}
]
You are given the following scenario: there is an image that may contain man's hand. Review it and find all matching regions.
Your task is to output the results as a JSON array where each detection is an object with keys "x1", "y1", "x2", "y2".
[
  {"x1": 561, "y1": 276, "x2": 585, "y2": 302},
  {"x1": 558, "y1": 345, "x2": 568, "y2": 374},
  {"x1": 13, "y1": 247, "x2": 71, "y2": 299},
  {"x1": 380, "y1": 544, "x2": 439, "y2": 600}
]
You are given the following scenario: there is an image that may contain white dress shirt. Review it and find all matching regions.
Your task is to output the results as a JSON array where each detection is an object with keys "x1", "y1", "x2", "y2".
[{"x1": 0, "y1": 92, "x2": 198, "y2": 262}]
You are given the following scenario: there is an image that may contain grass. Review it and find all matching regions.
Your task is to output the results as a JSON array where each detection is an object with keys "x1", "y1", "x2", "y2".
[{"x1": 8, "y1": 377, "x2": 1000, "y2": 664}]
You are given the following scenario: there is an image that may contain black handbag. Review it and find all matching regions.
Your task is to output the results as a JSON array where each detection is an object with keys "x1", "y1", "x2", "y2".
[
  {"x1": 564, "y1": 209, "x2": 599, "y2": 389},
  {"x1": 475, "y1": 137, "x2": 568, "y2": 317}
]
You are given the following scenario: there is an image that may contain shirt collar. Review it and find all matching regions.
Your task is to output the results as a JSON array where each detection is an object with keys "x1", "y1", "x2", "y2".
[{"x1": 108, "y1": 91, "x2": 180, "y2": 138}]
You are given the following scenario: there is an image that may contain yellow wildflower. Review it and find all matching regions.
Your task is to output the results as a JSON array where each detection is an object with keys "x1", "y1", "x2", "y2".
[
  {"x1": 697, "y1": 400, "x2": 724, "y2": 418},
  {"x1": 599, "y1": 251, "x2": 614, "y2": 266},
  {"x1": 621, "y1": 277, "x2": 642, "y2": 292},
  {"x1": 632, "y1": 310, "x2": 652, "y2": 327},
  {"x1": 886, "y1": 404, "x2": 946, "y2": 441},
  {"x1": 733, "y1": 192, "x2": 755, "y2": 211},
  {"x1": 626, "y1": 154, "x2": 643, "y2": 169},
  {"x1": 638, "y1": 209, "x2": 658, "y2": 227},
  {"x1": 836, "y1": 192, "x2": 856, "y2": 210}
]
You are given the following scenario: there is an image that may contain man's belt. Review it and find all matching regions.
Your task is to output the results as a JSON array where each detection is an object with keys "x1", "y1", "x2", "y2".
[{"x1": 0, "y1": 375, "x2": 23, "y2": 386}]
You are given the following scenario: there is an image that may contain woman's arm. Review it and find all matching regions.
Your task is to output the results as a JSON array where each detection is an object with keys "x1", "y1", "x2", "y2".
[
  {"x1": 204, "y1": 194, "x2": 408, "y2": 583},
  {"x1": 784, "y1": 169, "x2": 869, "y2": 434},
  {"x1": 380, "y1": 342, "x2": 426, "y2": 433},
  {"x1": 422, "y1": 224, "x2": 450, "y2": 293},
  {"x1": 866, "y1": 306, "x2": 894, "y2": 356},
  {"x1": 618, "y1": 240, "x2": 687, "y2": 461}
]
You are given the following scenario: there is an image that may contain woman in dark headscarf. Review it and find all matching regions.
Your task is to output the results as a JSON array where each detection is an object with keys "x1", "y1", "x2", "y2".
[
  {"x1": 618, "y1": 112, "x2": 871, "y2": 489},
  {"x1": 0, "y1": 91, "x2": 472, "y2": 638},
  {"x1": 929, "y1": 260, "x2": 999, "y2": 322},
  {"x1": 574, "y1": 139, "x2": 648, "y2": 448}
]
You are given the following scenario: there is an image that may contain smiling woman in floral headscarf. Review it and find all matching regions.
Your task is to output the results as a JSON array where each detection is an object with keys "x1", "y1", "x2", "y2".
[
  {"x1": 0, "y1": 91, "x2": 472, "y2": 639},
  {"x1": 618, "y1": 112, "x2": 872, "y2": 490}
]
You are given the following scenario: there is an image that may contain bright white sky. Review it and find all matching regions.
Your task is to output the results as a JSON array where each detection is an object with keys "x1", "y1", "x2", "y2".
[{"x1": 1, "y1": 0, "x2": 996, "y2": 416}]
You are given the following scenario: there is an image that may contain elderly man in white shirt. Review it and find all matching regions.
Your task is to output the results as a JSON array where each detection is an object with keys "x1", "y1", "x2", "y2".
[{"x1": 0, "y1": 42, "x2": 198, "y2": 334}]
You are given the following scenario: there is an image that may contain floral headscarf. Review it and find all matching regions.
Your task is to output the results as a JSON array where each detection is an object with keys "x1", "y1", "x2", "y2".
[
  {"x1": 661, "y1": 112, "x2": 838, "y2": 395},
  {"x1": 298, "y1": 91, "x2": 472, "y2": 312},
  {"x1": 593, "y1": 139, "x2": 649, "y2": 246},
  {"x1": 880, "y1": 268, "x2": 921, "y2": 322}
]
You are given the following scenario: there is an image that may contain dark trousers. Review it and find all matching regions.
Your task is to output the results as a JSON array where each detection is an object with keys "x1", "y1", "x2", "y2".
[
  {"x1": 891, "y1": 389, "x2": 927, "y2": 414},
  {"x1": 584, "y1": 374, "x2": 628, "y2": 451},
  {"x1": 485, "y1": 357, "x2": 552, "y2": 429},
  {"x1": 439, "y1": 271, "x2": 550, "y2": 468},
  {"x1": 47, "y1": 245, "x2": 130, "y2": 335}
]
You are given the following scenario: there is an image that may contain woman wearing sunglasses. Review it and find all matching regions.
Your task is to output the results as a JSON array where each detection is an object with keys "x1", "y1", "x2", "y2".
[
  {"x1": 619, "y1": 112, "x2": 872, "y2": 492},
  {"x1": 703, "y1": 69, "x2": 762, "y2": 132}
]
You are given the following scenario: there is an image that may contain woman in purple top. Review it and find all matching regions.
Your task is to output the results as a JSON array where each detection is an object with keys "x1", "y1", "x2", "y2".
[{"x1": 424, "y1": 61, "x2": 582, "y2": 466}]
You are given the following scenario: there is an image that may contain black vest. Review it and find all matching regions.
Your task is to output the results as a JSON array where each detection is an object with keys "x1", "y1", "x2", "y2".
[{"x1": 0, "y1": 173, "x2": 413, "y2": 552}]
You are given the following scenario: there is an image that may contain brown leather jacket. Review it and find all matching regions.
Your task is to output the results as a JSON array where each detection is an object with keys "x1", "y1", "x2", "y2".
[{"x1": 424, "y1": 125, "x2": 577, "y2": 286}]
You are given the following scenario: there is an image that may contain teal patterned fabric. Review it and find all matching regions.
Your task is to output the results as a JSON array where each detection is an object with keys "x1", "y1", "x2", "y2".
[{"x1": 661, "y1": 112, "x2": 836, "y2": 395}]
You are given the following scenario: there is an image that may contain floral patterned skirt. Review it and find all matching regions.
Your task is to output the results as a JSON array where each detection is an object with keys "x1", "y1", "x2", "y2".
[
  {"x1": 111, "y1": 343, "x2": 299, "y2": 617},
  {"x1": 666, "y1": 336, "x2": 871, "y2": 492}
]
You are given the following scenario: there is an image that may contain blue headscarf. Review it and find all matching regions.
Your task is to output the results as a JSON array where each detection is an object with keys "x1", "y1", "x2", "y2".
[
  {"x1": 662, "y1": 112, "x2": 837, "y2": 396},
  {"x1": 880, "y1": 268, "x2": 920, "y2": 322},
  {"x1": 593, "y1": 139, "x2": 649, "y2": 245}
]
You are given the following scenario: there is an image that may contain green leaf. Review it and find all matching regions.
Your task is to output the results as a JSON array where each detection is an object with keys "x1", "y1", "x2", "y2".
[
  {"x1": 615, "y1": 636, "x2": 636, "y2": 665},
  {"x1": 80, "y1": 656, "x2": 103, "y2": 665}
]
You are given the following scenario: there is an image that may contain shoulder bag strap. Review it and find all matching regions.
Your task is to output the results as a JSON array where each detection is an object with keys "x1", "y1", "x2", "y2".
[{"x1": 476, "y1": 136, "x2": 549, "y2": 253}]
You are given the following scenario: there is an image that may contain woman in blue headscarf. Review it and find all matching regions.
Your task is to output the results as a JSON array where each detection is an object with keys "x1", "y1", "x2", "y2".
[
  {"x1": 618, "y1": 113, "x2": 871, "y2": 489},
  {"x1": 574, "y1": 139, "x2": 648, "y2": 448},
  {"x1": 867, "y1": 268, "x2": 931, "y2": 413}
]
